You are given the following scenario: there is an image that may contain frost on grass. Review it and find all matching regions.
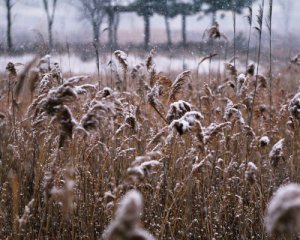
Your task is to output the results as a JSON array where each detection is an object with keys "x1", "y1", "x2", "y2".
[
  {"x1": 127, "y1": 160, "x2": 161, "y2": 181},
  {"x1": 265, "y1": 183, "x2": 300, "y2": 236},
  {"x1": 170, "y1": 111, "x2": 203, "y2": 135},
  {"x1": 18, "y1": 199, "x2": 35, "y2": 226},
  {"x1": 166, "y1": 100, "x2": 192, "y2": 124},
  {"x1": 103, "y1": 190, "x2": 155, "y2": 240},
  {"x1": 168, "y1": 102, "x2": 230, "y2": 144},
  {"x1": 269, "y1": 138, "x2": 285, "y2": 167},
  {"x1": 80, "y1": 99, "x2": 115, "y2": 131},
  {"x1": 50, "y1": 168, "x2": 76, "y2": 214},
  {"x1": 223, "y1": 98, "x2": 245, "y2": 125},
  {"x1": 202, "y1": 122, "x2": 231, "y2": 144},
  {"x1": 114, "y1": 50, "x2": 128, "y2": 70},
  {"x1": 259, "y1": 136, "x2": 270, "y2": 147},
  {"x1": 168, "y1": 70, "x2": 191, "y2": 102},
  {"x1": 289, "y1": 92, "x2": 300, "y2": 120},
  {"x1": 127, "y1": 152, "x2": 162, "y2": 182},
  {"x1": 236, "y1": 73, "x2": 247, "y2": 96},
  {"x1": 245, "y1": 162, "x2": 257, "y2": 184},
  {"x1": 38, "y1": 54, "x2": 51, "y2": 74}
]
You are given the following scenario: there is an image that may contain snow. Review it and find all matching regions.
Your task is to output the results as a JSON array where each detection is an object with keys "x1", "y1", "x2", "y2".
[
  {"x1": 266, "y1": 183, "x2": 300, "y2": 234},
  {"x1": 269, "y1": 138, "x2": 284, "y2": 159},
  {"x1": 170, "y1": 111, "x2": 203, "y2": 134},
  {"x1": 289, "y1": 92, "x2": 300, "y2": 119},
  {"x1": 115, "y1": 190, "x2": 143, "y2": 222},
  {"x1": 259, "y1": 136, "x2": 270, "y2": 146},
  {"x1": 0, "y1": 53, "x2": 226, "y2": 75}
]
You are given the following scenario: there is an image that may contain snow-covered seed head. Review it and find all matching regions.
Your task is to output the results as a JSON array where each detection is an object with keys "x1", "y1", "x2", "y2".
[
  {"x1": 146, "y1": 48, "x2": 156, "y2": 71},
  {"x1": 236, "y1": 73, "x2": 246, "y2": 95},
  {"x1": 202, "y1": 122, "x2": 231, "y2": 144},
  {"x1": 259, "y1": 104, "x2": 267, "y2": 113},
  {"x1": 290, "y1": 54, "x2": 300, "y2": 65},
  {"x1": 257, "y1": 75, "x2": 267, "y2": 88},
  {"x1": 80, "y1": 100, "x2": 114, "y2": 131},
  {"x1": 6, "y1": 62, "x2": 17, "y2": 78},
  {"x1": 56, "y1": 105, "x2": 77, "y2": 147},
  {"x1": 127, "y1": 159, "x2": 161, "y2": 181},
  {"x1": 131, "y1": 63, "x2": 145, "y2": 80},
  {"x1": 207, "y1": 21, "x2": 227, "y2": 40},
  {"x1": 223, "y1": 99, "x2": 245, "y2": 125},
  {"x1": 38, "y1": 54, "x2": 51, "y2": 73},
  {"x1": 124, "y1": 105, "x2": 137, "y2": 130},
  {"x1": 51, "y1": 62, "x2": 63, "y2": 85},
  {"x1": 116, "y1": 190, "x2": 143, "y2": 225},
  {"x1": 166, "y1": 100, "x2": 192, "y2": 124},
  {"x1": 168, "y1": 70, "x2": 191, "y2": 102},
  {"x1": 246, "y1": 63, "x2": 255, "y2": 77},
  {"x1": 245, "y1": 162, "x2": 257, "y2": 184},
  {"x1": 50, "y1": 167, "x2": 76, "y2": 214},
  {"x1": 147, "y1": 84, "x2": 160, "y2": 108},
  {"x1": 224, "y1": 63, "x2": 237, "y2": 77},
  {"x1": 0, "y1": 112, "x2": 5, "y2": 127},
  {"x1": 269, "y1": 139, "x2": 285, "y2": 167},
  {"x1": 259, "y1": 136, "x2": 270, "y2": 147},
  {"x1": 265, "y1": 183, "x2": 300, "y2": 235},
  {"x1": 170, "y1": 111, "x2": 203, "y2": 135},
  {"x1": 103, "y1": 87, "x2": 113, "y2": 97},
  {"x1": 114, "y1": 50, "x2": 128, "y2": 71},
  {"x1": 18, "y1": 199, "x2": 35, "y2": 227},
  {"x1": 289, "y1": 92, "x2": 300, "y2": 120},
  {"x1": 103, "y1": 190, "x2": 155, "y2": 240}
]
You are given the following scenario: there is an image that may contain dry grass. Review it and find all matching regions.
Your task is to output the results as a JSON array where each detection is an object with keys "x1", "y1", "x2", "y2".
[{"x1": 1, "y1": 46, "x2": 300, "y2": 240}]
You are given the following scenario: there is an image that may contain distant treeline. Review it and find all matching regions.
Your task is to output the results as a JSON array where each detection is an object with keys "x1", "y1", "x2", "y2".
[{"x1": 2, "y1": 0, "x2": 255, "y2": 53}]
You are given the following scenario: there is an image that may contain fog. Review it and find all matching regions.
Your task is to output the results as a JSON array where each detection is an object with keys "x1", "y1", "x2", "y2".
[{"x1": 0, "y1": 0, "x2": 297, "y2": 47}]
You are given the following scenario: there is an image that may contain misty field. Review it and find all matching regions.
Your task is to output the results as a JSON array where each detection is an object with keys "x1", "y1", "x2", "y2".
[
  {"x1": 1, "y1": 44, "x2": 300, "y2": 239},
  {"x1": 2, "y1": 0, "x2": 300, "y2": 239}
]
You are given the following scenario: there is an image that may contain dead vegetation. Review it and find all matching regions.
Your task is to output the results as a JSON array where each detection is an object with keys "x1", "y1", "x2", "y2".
[{"x1": 1, "y1": 15, "x2": 300, "y2": 238}]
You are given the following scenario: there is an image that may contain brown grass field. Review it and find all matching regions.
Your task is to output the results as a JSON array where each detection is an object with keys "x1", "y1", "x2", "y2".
[{"x1": 1, "y1": 32, "x2": 300, "y2": 239}]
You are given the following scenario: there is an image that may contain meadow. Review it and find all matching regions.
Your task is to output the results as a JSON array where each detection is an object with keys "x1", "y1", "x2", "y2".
[{"x1": 1, "y1": 13, "x2": 300, "y2": 240}]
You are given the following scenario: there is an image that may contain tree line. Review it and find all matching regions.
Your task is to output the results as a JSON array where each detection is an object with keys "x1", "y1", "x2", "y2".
[{"x1": 3, "y1": 0, "x2": 254, "y2": 53}]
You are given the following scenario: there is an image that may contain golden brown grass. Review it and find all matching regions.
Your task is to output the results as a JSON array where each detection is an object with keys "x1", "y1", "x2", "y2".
[{"x1": 0, "y1": 48, "x2": 300, "y2": 240}]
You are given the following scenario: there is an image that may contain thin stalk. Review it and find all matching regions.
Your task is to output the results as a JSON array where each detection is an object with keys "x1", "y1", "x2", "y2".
[
  {"x1": 246, "y1": 2, "x2": 253, "y2": 70},
  {"x1": 268, "y1": 0, "x2": 273, "y2": 129},
  {"x1": 66, "y1": 40, "x2": 72, "y2": 77},
  {"x1": 93, "y1": 41, "x2": 101, "y2": 90},
  {"x1": 151, "y1": 104, "x2": 168, "y2": 124},
  {"x1": 248, "y1": 0, "x2": 265, "y2": 127},
  {"x1": 243, "y1": 0, "x2": 265, "y2": 234},
  {"x1": 232, "y1": 0, "x2": 236, "y2": 68}
]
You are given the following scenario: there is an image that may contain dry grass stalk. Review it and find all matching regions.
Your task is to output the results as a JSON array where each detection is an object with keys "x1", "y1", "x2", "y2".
[{"x1": 168, "y1": 70, "x2": 191, "y2": 102}]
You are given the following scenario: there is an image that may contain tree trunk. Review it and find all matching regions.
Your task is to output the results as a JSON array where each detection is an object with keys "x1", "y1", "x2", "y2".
[
  {"x1": 6, "y1": 0, "x2": 12, "y2": 52},
  {"x1": 164, "y1": 15, "x2": 172, "y2": 48},
  {"x1": 181, "y1": 14, "x2": 186, "y2": 48},
  {"x1": 48, "y1": 21, "x2": 53, "y2": 52},
  {"x1": 108, "y1": 10, "x2": 114, "y2": 49},
  {"x1": 93, "y1": 24, "x2": 101, "y2": 89},
  {"x1": 113, "y1": 13, "x2": 120, "y2": 49},
  {"x1": 144, "y1": 15, "x2": 150, "y2": 50},
  {"x1": 211, "y1": 11, "x2": 216, "y2": 25},
  {"x1": 93, "y1": 23, "x2": 100, "y2": 47}
]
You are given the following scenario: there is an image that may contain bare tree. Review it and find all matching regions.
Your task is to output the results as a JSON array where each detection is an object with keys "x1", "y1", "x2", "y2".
[
  {"x1": 76, "y1": 0, "x2": 106, "y2": 89},
  {"x1": 278, "y1": 0, "x2": 292, "y2": 37},
  {"x1": 42, "y1": 0, "x2": 58, "y2": 52},
  {"x1": 278, "y1": 0, "x2": 293, "y2": 57},
  {"x1": 4, "y1": 0, "x2": 15, "y2": 52},
  {"x1": 106, "y1": 1, "x2": 120, "y2": 50},
  {"x1": 112, "y1": 13, "x2": 120, "y2": 48},
  {"x1": 77, "y1": 0, "x2": 106, "y2": 48}
]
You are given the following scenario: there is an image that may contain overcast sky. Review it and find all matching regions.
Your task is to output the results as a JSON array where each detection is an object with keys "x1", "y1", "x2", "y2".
[{"x1": 0, "y1": 0, "x2": 298, "y2": 46}]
